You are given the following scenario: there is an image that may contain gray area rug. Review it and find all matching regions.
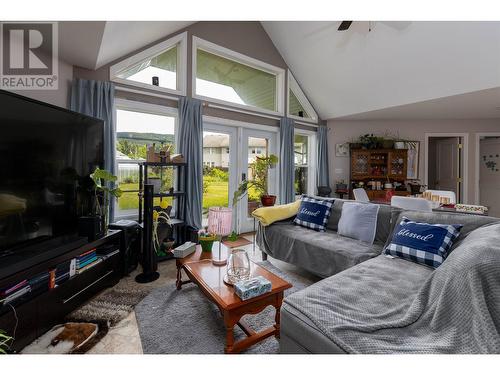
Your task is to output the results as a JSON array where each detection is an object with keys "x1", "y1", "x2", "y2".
[{"x1": 135, "y1": 261, "x2": 313, "y2": 354}]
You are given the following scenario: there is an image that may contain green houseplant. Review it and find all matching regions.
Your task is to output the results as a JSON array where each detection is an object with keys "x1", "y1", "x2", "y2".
[
  {"x1": 90, "y1": 167, "x2": 123, "y2": 230},
  {"x1": 233, "y1": 154, "x2": 279, "y2": 207}
]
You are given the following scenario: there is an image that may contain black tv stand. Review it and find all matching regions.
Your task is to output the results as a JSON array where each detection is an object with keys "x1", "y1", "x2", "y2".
[{"x1": 0, "y1": 230, "x2": 122, "y2": 352}]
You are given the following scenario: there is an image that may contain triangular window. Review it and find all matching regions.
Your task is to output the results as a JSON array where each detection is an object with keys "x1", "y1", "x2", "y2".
[
  {"x1": 110, "y1": 32, "x2": 187, "y2": 94},
  {"x1": 288, "y1": 71, "x2": 318, "y2": 123}
]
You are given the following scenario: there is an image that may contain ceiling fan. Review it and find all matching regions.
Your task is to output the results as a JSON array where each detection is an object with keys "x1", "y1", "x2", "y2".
[
  {"x1": 338, "y1": 21, "x2": 353, "y2": 31},
  {"x1": 338, "y1": 21, "x2": 373, "y2": 32},
  {"x1": 337, "y1": 21, "x2": 411, "y2": 32}
]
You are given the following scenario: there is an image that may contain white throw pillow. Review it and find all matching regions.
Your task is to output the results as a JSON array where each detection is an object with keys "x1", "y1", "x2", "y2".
[{"x1": 337, "y1": 202, "x2": 379, "y2": 244}]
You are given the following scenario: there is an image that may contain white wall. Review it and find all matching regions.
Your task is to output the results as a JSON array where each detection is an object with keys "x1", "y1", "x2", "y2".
[{"x1": 328, "y1": 119, "x2": 500, "y2": 203}]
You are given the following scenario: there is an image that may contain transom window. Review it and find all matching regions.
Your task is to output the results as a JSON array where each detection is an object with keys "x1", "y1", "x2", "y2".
[
  {"x1": 110, "y1": 32, "x2": 187, "y2": 95},
  {"x1": 193, "y1": 37, "x2": 285, "y2": 115},
  {"x1": 288, "y1": 71, "x2": 318, "y2": 123}
]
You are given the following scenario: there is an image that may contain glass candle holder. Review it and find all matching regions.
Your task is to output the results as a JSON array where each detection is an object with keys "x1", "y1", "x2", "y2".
[{"x1": 226, "y1": 248, "x2": 251, "y2": 284}]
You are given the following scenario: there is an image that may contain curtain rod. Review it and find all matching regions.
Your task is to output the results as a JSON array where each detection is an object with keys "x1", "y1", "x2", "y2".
[
  {"x1": 206, "y1": 103, "x2": 281, "y2": 121},
  {"x1": 115, "y1": 85, "x2": 180, "y2": 101}
]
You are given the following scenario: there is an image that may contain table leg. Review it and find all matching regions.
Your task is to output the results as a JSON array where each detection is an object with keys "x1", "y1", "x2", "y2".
[
  {"x1": 224, "y1": 318, "x2": 235, "y2": 354},
  {"x1": 176, "y1": 265, "x2": 182, "y2": 290},
  {"x1": 274, "y1": 292, "x2": 283, "y2": 338}
]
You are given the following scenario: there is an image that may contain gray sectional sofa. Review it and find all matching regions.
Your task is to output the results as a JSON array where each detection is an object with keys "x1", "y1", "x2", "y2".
[
  {"x1": 256, "y1": 200, "x2": 500, "y2": 353},
  {"x1": 257, "y1": 199, "x2": 397, "y2": 278}
]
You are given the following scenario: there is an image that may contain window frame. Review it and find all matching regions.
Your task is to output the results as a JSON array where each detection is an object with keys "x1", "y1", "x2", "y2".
[
  {"x1": 110, "y1": 32, "x2": 188, "y2": 97},
  {"x1": 114, "y1": 98, "x2": 179, "y2": 220},
  {"x1": 192, "y1": 36, "x2": 285, "y2": 116},
  {"x1": 294, "y1": 129, "x2": 317, "y2": 196},
  {"x1": 287, "y1": 71, "x2": 319, "y2": 124}
]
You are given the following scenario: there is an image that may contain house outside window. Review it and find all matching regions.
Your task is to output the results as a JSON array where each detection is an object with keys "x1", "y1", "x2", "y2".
[{"x1": 114, "y1": 99, "x2": 178, "y2": 219}]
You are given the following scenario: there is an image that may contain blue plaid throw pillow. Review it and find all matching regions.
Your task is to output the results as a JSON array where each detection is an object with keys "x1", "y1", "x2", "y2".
[
  {"x1": 293, "y1": 196, "x2": 334, "y2": 232},
  {"x1": 385, "y1": 217, "x2": 463, "y2": 268}
]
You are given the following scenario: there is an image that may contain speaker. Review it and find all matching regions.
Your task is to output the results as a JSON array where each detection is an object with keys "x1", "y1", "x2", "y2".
[
  {"x1": 108, "y1": 220, "x2": 142, "y2": 276},
  {"x1": 78, "y1": 216, "x2": 105, "y2": 241}
]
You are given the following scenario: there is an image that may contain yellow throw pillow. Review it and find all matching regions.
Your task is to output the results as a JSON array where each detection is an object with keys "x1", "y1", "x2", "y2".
[{"x1": 251, "y1": 200, "x2": 301, "y2": 226}]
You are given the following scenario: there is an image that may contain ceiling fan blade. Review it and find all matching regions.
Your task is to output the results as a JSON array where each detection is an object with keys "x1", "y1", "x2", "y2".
[{"x1": 338, "y1": 21, "x2": 353, "y2": 31}]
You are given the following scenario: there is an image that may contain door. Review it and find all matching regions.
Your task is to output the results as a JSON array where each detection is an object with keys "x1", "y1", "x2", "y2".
[
  {"x1": 434, "y1": 137, "x2": 462, "y2": 201},
  {"x1": 238, "y1": 128, "x2": 278, "y2": 233},
  {"x1": 202, "y1": 123, "x2": 238, "y2": 228},
  {"x1": 479, "y1": 137, "x2": 500, "y2": 216}
]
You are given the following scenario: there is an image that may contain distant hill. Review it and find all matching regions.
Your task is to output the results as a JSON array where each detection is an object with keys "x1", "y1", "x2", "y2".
[{"x1": 117, "y1": 132, "x2": 174, "y2": 145}]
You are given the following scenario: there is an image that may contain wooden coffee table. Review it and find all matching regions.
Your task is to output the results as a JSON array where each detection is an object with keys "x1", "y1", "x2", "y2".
[{"x1": 175, "y1": 244, "x2": 292, "y2": 353}]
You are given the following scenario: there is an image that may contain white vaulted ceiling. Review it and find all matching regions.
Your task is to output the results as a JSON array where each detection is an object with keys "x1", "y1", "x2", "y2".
[
  {"x1": 261, "y1": 21, "x2": 500, "y2": 119},
  {"x1": 58, "y1": 21, "x2": 194, "y2": 70}
]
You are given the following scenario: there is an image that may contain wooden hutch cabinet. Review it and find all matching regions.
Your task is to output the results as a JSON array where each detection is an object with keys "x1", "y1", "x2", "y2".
[{"x1": 350, "y1": 148, "x2": 411, "y2": 200}]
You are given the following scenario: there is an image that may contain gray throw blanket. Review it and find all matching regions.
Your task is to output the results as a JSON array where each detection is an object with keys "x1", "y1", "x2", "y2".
[{"x1": 285, "y1": 223, "x2": 500, "y2": 353}]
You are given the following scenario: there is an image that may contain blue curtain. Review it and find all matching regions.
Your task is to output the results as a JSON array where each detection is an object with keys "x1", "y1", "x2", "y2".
[
  {"x1": 178, "y1": 97, "x2": 203, "y2": 230},
  {"x1": 317, "y1": 125, "x2": 330, "y2": 189},
  {"x1": 279, "y1": 117, "x2": 295, "y2": 204},
  {"x1": 70, "y1": 79, "x2": 116, "y2": 221}
]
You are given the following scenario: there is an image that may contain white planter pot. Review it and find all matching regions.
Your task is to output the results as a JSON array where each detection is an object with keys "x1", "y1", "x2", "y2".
[{"x1": 394, "y1": 141, "x2": 406, "y2": 149}]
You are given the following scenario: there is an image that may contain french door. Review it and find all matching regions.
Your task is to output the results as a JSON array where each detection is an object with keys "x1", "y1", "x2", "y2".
[
  {"x1": 202, "y1": 123, "x2": 238, "y2": 228},
  {"x1": 202, "y1": 121, "x2": 278, "y2": 234},
  {"x1": 238, "y1": 128, "x2": 278, "y2": 233}
]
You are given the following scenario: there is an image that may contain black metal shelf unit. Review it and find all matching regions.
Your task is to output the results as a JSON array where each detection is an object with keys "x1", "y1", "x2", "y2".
[{"x1": 138, "y1": 161, "x2": 187, "y2": 247}]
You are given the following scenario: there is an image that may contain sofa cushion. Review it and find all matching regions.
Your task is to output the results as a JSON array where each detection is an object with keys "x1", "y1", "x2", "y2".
[
  {"x1": 385, "y1": 210, "x2": 500, "y2": 251},
  {"x1": 257, "y1": 222, "x2": 382, "y2": 278},
  {"x1": 338, "y1": 202, "x2": 379, "y2": 244},
  {"x1": 293, "y1": 196, "x2": 333, "y2": 232},
  {"x1": 385, "y1": 217, "x2": 463, "y2": 268},
  {"x1": 327, "y1": 199, "x2": 400, "y2": 245}
]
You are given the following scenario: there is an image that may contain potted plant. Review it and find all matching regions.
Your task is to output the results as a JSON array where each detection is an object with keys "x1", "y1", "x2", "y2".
[
  {"x1": 0, "y1": 330, "x2": 12, "y2": 354},
  {"x1": 233, "y1": 154, "x2": 279, "y2": 207},
  {"x1": 152, "y1": 201, "x2": 173, "y2": 257},
  {"x1": 198, "y1": 229, "x2": 216, "y2": 252},
  {"x1": 90, "y1": 167, "x2": 123, "y2": 231},
  {"x1": 358, "y1": 134, "x2": 382, "y2": 149}
]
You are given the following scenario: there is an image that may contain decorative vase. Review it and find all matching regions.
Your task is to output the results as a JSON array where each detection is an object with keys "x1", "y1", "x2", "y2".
[
  {"x1": 260, "y1": 195, "x2": 276, "y2": 206},
  {"x1": 226, "y1": 248, "x2": 251, "y2": 284}
]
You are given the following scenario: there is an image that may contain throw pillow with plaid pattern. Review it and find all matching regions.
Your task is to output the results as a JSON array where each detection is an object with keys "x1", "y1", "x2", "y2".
[
  {"x1": 293, "y1": 196, "x2": 334, "y2": 232},
  {"x1": 385, "y1": 217, "x2": 463, "y2": 268}
]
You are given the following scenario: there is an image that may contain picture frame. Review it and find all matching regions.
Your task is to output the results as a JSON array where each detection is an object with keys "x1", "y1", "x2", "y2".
[
  {"x1": 406, "y1": 141, "x2": 420, "y2": 179},
  {"x1": 335, "y1": 143, "x2": 349, "y2": 157}
]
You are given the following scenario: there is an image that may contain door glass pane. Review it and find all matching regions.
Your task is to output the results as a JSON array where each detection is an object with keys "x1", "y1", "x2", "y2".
[
  {"x1": 203, "y1": 131, "x2": 230, "y2": 221},
  {"x1": 116, "y1": 109, "x2": 176, "y2": 218},
  {"x1": 117, "y1": 45, "x2": 177, "y2": 90},
  {"x1": 247, "y1": 137, "x2": 269, "y2": 217},
  {"x1": 294, "y1": 135, "x2": 309, "y2": 195},
  {"x1": 196, "y1": 49, "x2": 277, "y2": 111}
]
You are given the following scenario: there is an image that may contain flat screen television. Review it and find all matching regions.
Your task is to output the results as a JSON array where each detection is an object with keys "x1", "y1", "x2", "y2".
[{"x1": 0, "y1": 90, "x2": 104, "y2": 266}]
